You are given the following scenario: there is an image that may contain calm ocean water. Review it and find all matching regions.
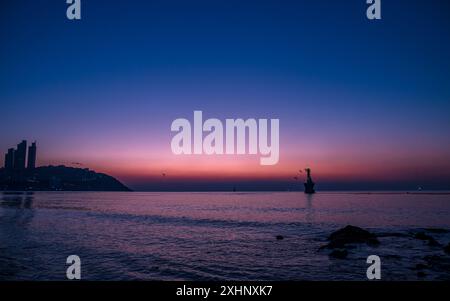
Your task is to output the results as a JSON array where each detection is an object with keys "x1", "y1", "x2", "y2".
[{"x1": 1, "y1": 191, "x2": 450, "y2": 280}]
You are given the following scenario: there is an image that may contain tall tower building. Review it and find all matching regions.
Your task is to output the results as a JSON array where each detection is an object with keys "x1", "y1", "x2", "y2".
[
  {"x1": 4, "y1": 148, "x2": 15, "y2": 170},
  {"x1": 27, "y1": 141, "x2": 37, "y2": 169},
  {"x1": 13, "y1": 140, "x2": 27, "y2": 170}
]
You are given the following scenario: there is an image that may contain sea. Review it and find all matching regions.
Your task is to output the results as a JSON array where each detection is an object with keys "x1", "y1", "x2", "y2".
[{"x1": 1, "y1": 191, "x2": 449, "y2": 280}]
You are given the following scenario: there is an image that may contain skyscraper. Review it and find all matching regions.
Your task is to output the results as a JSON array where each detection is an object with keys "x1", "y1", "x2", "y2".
[
  {"x1": 13, "y1": 140, "x2": 27, "y2": 170},
  {"x1": 27, "y1": 141, "x2": 37, "y2": 169},
  {"x1": 4, "y1": 148, "x2": 15, "y2": 170}
]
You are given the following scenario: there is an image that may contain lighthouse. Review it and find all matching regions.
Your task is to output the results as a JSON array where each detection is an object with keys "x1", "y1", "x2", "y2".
[{"x1": 304, "y1": 168, "x2": 315, "y2": 194}]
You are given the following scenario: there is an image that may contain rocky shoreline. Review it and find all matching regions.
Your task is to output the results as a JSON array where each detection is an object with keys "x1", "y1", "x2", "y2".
[{"x1": 318, "y1": 225, "x2": 450, "y2": 279}]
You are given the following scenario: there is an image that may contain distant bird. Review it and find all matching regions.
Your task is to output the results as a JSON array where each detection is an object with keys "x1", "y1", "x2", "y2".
[
  {"x1": 162, "y1": 173, "x2": 166, "y2": 177},
  {"x1": 293, "y1": 176, "x2": 298, "y2": 180}
]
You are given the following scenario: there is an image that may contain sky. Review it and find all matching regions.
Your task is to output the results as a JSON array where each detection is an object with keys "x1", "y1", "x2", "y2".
[{"x1": 1, "y1": 0, "x2": 450, "y2": 191}]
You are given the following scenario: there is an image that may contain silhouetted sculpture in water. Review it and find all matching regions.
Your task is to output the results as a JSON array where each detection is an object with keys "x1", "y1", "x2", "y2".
[{"x1": 304, "y1": 168, "x2": 315, "y2": 194}]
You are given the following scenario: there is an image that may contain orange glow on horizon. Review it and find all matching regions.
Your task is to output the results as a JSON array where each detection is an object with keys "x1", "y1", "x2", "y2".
[{"x1": 37, "y1": 137, "x2": 450, "y2": 185}]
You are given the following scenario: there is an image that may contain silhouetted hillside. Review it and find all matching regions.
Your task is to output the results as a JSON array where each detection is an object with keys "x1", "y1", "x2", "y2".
[{"x1": 0, "y1": 165, "x2": 131, "y2": 191}]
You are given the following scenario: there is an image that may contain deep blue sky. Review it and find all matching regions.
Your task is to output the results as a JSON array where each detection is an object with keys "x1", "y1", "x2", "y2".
[{"x1": 1, "y1": 0, "x2": 450, "y2": 190}]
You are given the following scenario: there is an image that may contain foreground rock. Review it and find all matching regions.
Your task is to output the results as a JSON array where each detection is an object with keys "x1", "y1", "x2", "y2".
[
  {"x1": 425, "y1": 228, "x2": 450, "y2": 234},
  {"x1": 444, "y1": 243, "x2": 450, "y2": 254},
  {"x1": 329, "y1": 249, "x2": 348, "y2": 259},
  {"x1": 424, "y1": 255, "x2": 450, "y2": 276},
  {"x1": 321, "y1": 225, "x2": 380, "y2": 249},
  {"x1": 413, "y1": 232, "x2": 441, "y2": 247},
  {"x1": 412, "y1": 263, "x2": 429, "y2": 270}
]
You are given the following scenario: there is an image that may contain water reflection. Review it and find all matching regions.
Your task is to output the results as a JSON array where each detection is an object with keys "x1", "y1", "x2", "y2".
[
  {"x1": 0, "y1": 191, "x2": 450, "y2": 280},
  {"x1": 0, "y1": 192, "x2": 36, "y2": 279},
  {"x1": 305, "y1": 193, "x2": 315, "y2": 224},
  {"x1": 0, "y1": 191, "x2": 35, "y2": 227}
]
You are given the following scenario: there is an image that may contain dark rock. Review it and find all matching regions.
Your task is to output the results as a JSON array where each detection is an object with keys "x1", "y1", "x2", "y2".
[
  {"x1": 322, "y1": 225, "x2": 379, "y2": 249},
  {"x1": 424, "y1": 255, "x2": 441, "y2": 264},
  {"x1": 444, "y1": 243, "x2": 450, "y2": 254},
  {"x1": 414, "y1": 232, "x2": 432, "y2": 240},
  {"x1": 427, "y1": 238, "x2": 441, "y2": 247},
  {"x1": 376, "y1": 232, "x2": 409, "y2": 238},
  {"x1": 414, "y1": 232, "x2": 441, "y2": 247},
  {"x1": 417, "y1": 271, "x2": 426, "y2": 278},
  {"x1": 329, "y1": 249, "x2": 348, "y2": 259},
  {"x1": 424, "y1": 255, "x2": 450, "y2": 275},
  {"x1": 425, "y1": 228, "x2": 450, "y2": 234},
  {"x1": 276, "y1": 235, "x2": 284, "y2": 240},
  {"x1": 412, "y1": 263, "x2": 429, "y2": 270}
]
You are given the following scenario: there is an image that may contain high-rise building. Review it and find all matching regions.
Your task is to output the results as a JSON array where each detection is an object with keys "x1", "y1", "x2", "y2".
[
  {"x1": 4, "y1": 148, "x2": 15, "y2": 170},
  {"x1": 27, "y1": 142, "x2": 37, "y2": 169},
  {"x1": 13, "y1": 140, "x2": 27, "y2": 170}
]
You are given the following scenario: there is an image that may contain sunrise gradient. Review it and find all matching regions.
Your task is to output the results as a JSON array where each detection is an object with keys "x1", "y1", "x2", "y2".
[{"x1": 1, "y1": 0, "x2": 450, "y2": 190}]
